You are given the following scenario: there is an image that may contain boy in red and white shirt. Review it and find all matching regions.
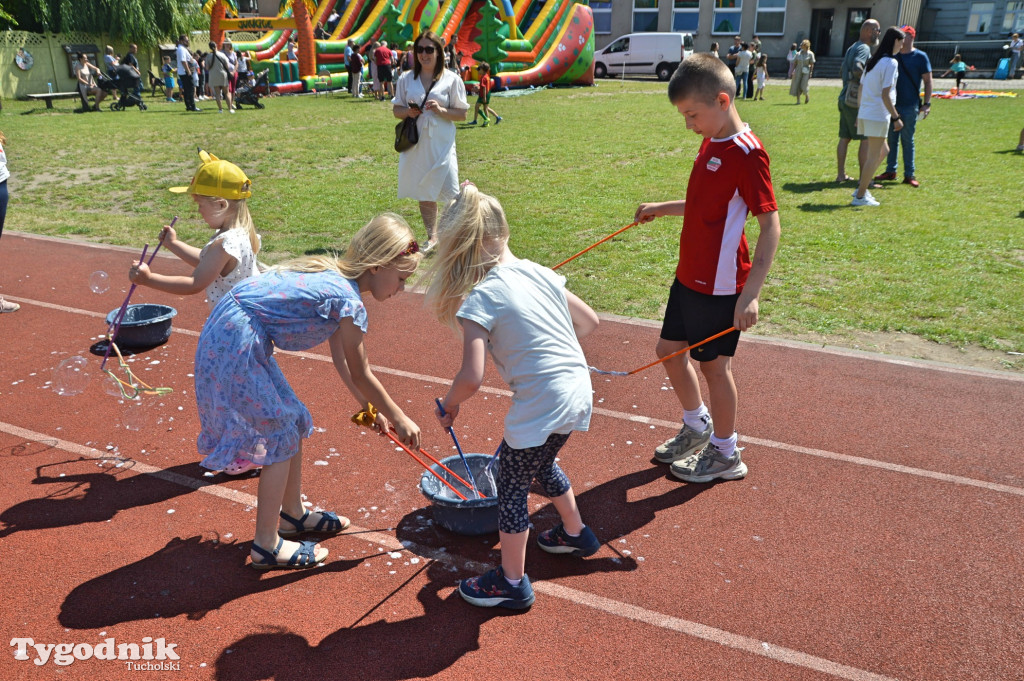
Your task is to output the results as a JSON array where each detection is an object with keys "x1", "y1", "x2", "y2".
[{"x1": 636, "y1": 53, "x2": 780, "y2": 483}]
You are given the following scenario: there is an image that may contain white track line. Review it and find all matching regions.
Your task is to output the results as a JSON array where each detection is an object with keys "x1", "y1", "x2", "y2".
[
  {"x1": 0, "y1": 420, "x2": 899, "y2": 681},
  {"x1": 7, "y1": 295, "x2": 1024, "y2": 498}
]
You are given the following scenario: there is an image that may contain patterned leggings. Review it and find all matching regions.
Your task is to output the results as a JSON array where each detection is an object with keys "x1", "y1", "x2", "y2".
[{"x1": 497, "y1": 432, "x2": 572, "y2": 534}]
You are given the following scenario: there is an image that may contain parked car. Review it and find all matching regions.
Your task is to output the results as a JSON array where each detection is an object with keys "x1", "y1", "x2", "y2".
[{"x1": 594, "y1": 32, "x2": 695, "y2": 80}]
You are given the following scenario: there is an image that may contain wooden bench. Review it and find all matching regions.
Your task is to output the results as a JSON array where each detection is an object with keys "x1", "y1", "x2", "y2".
[{"x1": 26, "y1": 92, "x2": 81, "y2": 109}]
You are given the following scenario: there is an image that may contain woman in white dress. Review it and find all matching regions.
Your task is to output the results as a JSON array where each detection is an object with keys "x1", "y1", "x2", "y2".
[
  {"x1": 392, "y1": 30, "x2": 468, "y2": 250},
  {"x1": 206, "y1": 41, "x2": 234, "y2": 113}
]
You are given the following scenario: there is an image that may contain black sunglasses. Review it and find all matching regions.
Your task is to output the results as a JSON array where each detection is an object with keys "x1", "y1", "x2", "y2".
[{"x1": 415, "y1": 45, "x2": 436, "y2": 55}]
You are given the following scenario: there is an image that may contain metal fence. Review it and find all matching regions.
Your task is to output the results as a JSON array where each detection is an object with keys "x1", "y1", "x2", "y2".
[{"x1": 914, "y1": 39, "x2": 1010, "y2": 74}]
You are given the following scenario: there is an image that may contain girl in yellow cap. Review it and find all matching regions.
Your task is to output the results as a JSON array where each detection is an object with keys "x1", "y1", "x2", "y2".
[{"x1": 130, "y1": 149, "x2": 262, "y2": 472}]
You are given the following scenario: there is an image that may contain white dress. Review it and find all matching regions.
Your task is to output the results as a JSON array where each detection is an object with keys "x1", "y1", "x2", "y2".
[
  {"x1": 392, "y1": 69, "x2": 468, "y2": 202},
  {"x1": 202, "y1": 227, "x2": 261, "y2": 308}
]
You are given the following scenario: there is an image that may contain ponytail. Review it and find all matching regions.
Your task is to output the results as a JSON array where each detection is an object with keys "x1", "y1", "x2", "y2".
[{"x1": 422, "y1": 185, "x2": 509, "y2": 330}]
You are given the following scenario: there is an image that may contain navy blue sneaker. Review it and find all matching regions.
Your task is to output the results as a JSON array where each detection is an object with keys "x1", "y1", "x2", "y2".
[
  {"x1": 458, "y1": 566, "x2": 535, "y2": 609},
  {"x1": 537, "y1": 523, "x2": 600, "y2": 557}
]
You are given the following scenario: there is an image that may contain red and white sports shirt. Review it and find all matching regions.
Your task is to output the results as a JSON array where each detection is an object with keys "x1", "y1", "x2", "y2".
[{"x1": 676, "y1": 126, "x2": 777, "y2": 295}]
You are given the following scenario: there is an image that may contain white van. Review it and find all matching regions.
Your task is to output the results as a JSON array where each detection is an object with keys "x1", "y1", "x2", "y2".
[{"x1": 594, "y1": 32, "x2": 695, "y2": 81}]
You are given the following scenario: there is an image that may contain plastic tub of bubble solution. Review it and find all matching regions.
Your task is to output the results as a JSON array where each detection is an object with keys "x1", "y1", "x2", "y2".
[
  {"x1": 105, "y1": 304, "x2": 178, "y2": 348},
  {"x1": 419, "y1": 453, "x2": 499, "y2": 536}
]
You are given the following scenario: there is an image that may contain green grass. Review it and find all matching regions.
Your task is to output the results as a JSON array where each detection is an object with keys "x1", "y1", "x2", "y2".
[{"x1": 2, "y1": 82, "x2": 1023, "y2": 367}]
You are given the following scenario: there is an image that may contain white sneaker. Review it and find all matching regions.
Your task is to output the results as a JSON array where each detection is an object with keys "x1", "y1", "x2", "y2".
[
  {"x1": 851, "y1": 189, "x2": 875, "y2": 200},
  {"x1": 851, "y1": 194, "x2": 880, "y2": 207}
]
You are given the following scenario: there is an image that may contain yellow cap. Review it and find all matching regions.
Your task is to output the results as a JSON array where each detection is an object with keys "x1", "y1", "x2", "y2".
[{"x1": 169, "y1": 149, "x2": 252, "y2": 200}]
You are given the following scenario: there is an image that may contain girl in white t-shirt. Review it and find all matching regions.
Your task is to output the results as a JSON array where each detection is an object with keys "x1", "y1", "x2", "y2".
[
  {"x1": 754, "y1": 54, "x2": 769, "y2": 100},
  {"x1": 129, "y1": 150, "x2": 262, "y2": 472},
  {"x1": 853, "y1": 27, "x2": 906, "y2": 206},
  {"x1": 424, "y1": 184, "x2": 601, "y2": 610}
]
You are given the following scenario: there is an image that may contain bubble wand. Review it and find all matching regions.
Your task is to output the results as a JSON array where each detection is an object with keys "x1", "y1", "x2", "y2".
[
  {"x1": 100, "y1": 217, "x2": 176, "y2": 371},
  {"x1": 550, "y1": 221, "x2": 639, "y2": 271},
  {"x1": 434, "y1": 398, "x2": 482, "y2": 498}
]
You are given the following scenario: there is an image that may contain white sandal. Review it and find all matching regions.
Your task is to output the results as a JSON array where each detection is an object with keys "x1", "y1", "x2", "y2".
[{"x1": 0, "y1": 298, "x2": 19, "y2": 313}]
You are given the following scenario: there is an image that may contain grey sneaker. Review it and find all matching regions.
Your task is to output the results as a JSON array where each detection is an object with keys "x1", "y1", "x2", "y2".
[
  {"x1": 670, "y1": 444, "x2": 747, "y2": 483},
  {"x1": 654, "y1": 419, "x2": 712, "y2": 463}
]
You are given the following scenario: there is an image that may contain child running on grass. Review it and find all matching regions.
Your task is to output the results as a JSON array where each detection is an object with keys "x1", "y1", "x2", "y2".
[
  {"x1": 469, "y1": 63, "x2": 502, "y2": 127},
  {"x1": 940, "y1": 54, "x2": 967, "y2": 93},
  {"x1": 424, "y1": 183, "x2": 600, "y2": 609},
  {"x1": 635, "y1": 54, "x2": 780, "y2": 484},
  {"x1": 195, "y1": 214, "x2": 422, "y2": 570},
  {"x1": 129, "y1": 150, "x2": 262, "y2": 473}
]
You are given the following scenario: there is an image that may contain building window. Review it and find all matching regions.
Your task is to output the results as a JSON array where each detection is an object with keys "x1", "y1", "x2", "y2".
[
  {"x1": 633, "y1": 0, "x2": 660, "y2": 33},
  {"x1": 592, "y1": 1, "x2": 612, "y2": 35},
  {"x1": 673, "y1": 1, "x2": 699, "y2": 32},
  {"x1": 967, "y1": 2, "x2": 994, "y2": 33},
  {"x1": 713, "y1": 0, "x2": 742, "y2": 35},
  {"x1": 1004, "y1": 1, "x2": 1024, "y2": 33},
  {"x1": 755, "y1": 0, "x2": 785, "y2": 35}
]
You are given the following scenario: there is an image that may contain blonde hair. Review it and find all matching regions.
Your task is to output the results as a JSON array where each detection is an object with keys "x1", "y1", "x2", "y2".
[
  {"x1": 0, "y1": 130, "x2": 6, "y2": 146},
  {"x1": 800, "y1": 39, "x2": 811, "y2": 50},
  {"x1": 423, "y1": 185, "x2": 509, "y2": 330},
  {"x1": 275, "y1": 213, "x2": 421, "y2": 279},
  {"x1": 196, "y1": 195, "x2": 261, "y2": 255}
]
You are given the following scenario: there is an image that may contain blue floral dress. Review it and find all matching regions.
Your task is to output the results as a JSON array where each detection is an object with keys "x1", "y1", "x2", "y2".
[{"x1": 194, "y1": 269, "x2": 367, "y2": 470}]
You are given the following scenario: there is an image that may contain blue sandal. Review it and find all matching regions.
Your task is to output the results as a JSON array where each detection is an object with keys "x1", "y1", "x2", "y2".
[
  {"x1": 250, "y1": 537, "x2": 326, "y2": 570},
  {"x1": 278, "y1": 509, "x2": 350, "y2": 538}
]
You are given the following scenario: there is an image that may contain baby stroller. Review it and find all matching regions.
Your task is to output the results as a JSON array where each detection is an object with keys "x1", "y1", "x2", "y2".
[
  {"x1": 234, "y1": 70, "x2": 268, "y2": 109},
  {"x1": 102, "y1": 65, "x2": 147, "y2": 111}
]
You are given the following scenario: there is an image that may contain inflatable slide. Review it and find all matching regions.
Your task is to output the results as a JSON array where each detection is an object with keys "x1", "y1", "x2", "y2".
[{"x1": 205, "y1": 0, "x2": 594, "y2": 93}]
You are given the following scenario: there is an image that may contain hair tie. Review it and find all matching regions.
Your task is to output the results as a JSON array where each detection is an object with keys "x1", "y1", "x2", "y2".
[
  {"x1": 460, "y1": 180, "x2": 476, "y2": 190},
  {"x1": 400, "y1": 240, "x2": 420, "y2": 256}
]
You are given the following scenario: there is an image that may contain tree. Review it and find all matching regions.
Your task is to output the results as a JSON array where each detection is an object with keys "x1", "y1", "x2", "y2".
[{"x1": 1, "y1": 0, "x2": 207, "y2": 44}]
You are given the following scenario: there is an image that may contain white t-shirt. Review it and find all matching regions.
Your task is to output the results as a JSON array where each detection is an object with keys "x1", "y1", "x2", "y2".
[
  {"x1": 175, "y1": 44, "x2": 191, "y2": 76},
  {"x1": 735, "y1": 50, "x2": 752, "y2": 75},
  {"x1": 0, "y1": 142, "x2": 9, "y2": 184},
  {"x1": 858, "y1": 57, "x2": 898, "y2": 122},
  {"x1": 201, "y1": 227, "x2": 261, "y2": 308},
  {"x1": 456, "y1": 259, "x2": 592, "y2": 449}
]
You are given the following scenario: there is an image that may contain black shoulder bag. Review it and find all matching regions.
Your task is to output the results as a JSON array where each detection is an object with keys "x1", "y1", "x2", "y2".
[{"x1": 395, "y1": 77, "x2": 437, "y2": 153}]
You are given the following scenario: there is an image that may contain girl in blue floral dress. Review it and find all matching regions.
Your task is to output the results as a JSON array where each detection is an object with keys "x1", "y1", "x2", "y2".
[{"x1": 195, "y1": 213, "x2": 423, "y2": 570}]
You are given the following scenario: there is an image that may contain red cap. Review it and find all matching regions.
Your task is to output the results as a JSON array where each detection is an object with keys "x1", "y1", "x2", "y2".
[{"x1": 901, "y1": 25, "x2": 916, "y2": 38}]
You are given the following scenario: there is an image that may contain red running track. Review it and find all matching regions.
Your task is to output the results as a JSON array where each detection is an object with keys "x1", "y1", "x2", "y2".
[{"x1": 0, "y1": 232, "x2": 1022, "y2": 681}]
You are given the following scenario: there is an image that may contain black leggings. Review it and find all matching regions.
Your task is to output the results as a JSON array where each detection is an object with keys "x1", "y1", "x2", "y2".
[
  {"x1": 497, "y1": 432, "x2": 573, "y2": 533},
  {"x1": 0, "y1": 180, "x2": 8, "y2": 239}
]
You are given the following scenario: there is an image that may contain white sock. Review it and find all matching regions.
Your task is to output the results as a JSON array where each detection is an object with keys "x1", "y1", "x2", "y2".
[
  {"x1": 505, "y1": 576, "x2": 522, "y2": 587},
  {"x1": 565, "y1": 526, "x2": 581, "y2": 538},
  {"x1": 683, "y1": 404, "x2": 710, "y2": 432},
  {"x1": 710, "y1": 432, "x2": 737, "y2": 458}
]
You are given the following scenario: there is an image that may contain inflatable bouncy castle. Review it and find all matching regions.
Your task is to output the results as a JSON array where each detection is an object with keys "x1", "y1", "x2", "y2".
[{"x1": 206, "y1": 0, "x2": 594, "y2": 93}]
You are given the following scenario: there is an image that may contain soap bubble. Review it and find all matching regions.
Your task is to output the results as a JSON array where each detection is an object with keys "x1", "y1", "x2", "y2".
[
  {"x1": 89, "y1": 270, "x2": 110, "y2": 294},
  {"x1": 103, "y1": 373, "x2": 125, "y2": 398},
  {"x1": 54, "y1": 356, "x2": 90, "y2": 396},
  {"x1": 122, "y1": 398, "x2": 152, "y2": 431}
]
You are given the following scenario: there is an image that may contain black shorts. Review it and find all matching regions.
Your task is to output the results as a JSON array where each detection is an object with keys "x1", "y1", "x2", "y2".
[
  {"x1": 378, "y1": 64, "x2": 392, "y2": 82},
  {"x1": 660, "y1": 279, "x2": 740, "y2": 361}
]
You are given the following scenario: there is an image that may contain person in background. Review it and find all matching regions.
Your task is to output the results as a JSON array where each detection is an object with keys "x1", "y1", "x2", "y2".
[
  {"x1": 733, "y1": 42, "x2": 752, "y2": 100},
  {"x1": 787, "y1": 42, "x2": 798, "y2": 78},
  {"x1": 745, "y1": 36, "x2": 759, "y2": 100},
  {"x1": 374, "y1": 40, "x2": 395, "y2": 101},
  {"x1": 874, "y1": 25, "x2": 931, "y2": 188},
  {"x1": 940, "y1": 53, "x2": 967, "y2": 93},
  {"x1": 162, "y1": 55, "x2": 176, "y2": 102},
  {"x1": 726, "y1": 35, "x2": 742, "y2": 73},
  {"x1": 754, "y1": 53, "x2": 769, "y2": 100},
  {"x1": 836, "y1": 19, "x2": 880, "y2": 184},
  {"x1": 104, "y1": 46, "x2": 119, "y2": 75},
  {"x1": 122, "y1": 44, "x2": 142, "y2": 99},
  {"x1": 75, "y1": 53, "x2": 106, "y2": 112},
  {"x1": 0, "y1": 129, "x2": 15, "y2": 313},
  {"x1": 789, "y1": 39, "x2": 814, "y2": 104},
  {"x1": 853, "y1": 27, "x2": 906, "y2": 207},
  {"x1": 224, "y1": 42, "x2": 240, "y2": 96},
  {"x1": 709, "y1": 42, "x2": 720, "y2": 58},
  {"x1": 175, "y1": 34, "x2": 199, "y2": 112},
  {"x1": 1009, "y1": 33, "x2": 1023, "y2": 79}
]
